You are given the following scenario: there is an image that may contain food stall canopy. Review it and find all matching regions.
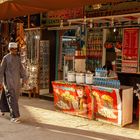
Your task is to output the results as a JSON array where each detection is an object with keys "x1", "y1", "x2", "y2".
[
  {"x1": 14, "y1": 0, "x2": 124, "y2": 10},
  {"x1": 0, "y1": 0, "x2": 125, "y2": 20},
  {"x1": 0, "y1": 1, "x2": 48, "y2": 20}
]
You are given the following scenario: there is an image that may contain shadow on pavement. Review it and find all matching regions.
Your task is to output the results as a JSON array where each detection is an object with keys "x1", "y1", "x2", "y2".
[{"x1": 22, "y1": 120, "x2": 138, "y2": 140}]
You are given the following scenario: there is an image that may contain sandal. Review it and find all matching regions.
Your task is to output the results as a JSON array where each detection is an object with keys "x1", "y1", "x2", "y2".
[
  {"x1": 10, "y1": 118, "x2": 21, "y2": 123},
  {"x1": 1, "y1": 112, "x2": 5, "y2": 116}
]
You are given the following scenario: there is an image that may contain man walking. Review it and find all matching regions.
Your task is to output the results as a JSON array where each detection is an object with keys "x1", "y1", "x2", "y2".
[{"x1": 0, "y1": 42, "x2": 28, "y2": 123}]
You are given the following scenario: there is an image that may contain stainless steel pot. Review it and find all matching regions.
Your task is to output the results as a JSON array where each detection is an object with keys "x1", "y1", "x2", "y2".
[
  {"x1": 67, "y1": 71, "x2": 76, "y2": 82},
  {"x1": 85, "y1": 73, "x2": 93, "y2": 84},
  {"x1": 76, "y1": 72, "x2": 85, "y2": 84}
]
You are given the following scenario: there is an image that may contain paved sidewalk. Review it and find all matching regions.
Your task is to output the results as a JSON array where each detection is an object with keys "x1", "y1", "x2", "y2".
[{"x1": 0, "y1": 97, "x2": 140, "y2": 140}]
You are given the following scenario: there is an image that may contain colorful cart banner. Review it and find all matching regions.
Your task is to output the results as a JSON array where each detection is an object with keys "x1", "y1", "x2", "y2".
[
  {"x1": 52, "y1": 81, "x2": 92, "y2": 119},
  {"x1": 91, "y1": 86, "x2": 121, "y2": 125},
  {"x1": 52, "y1": 81, "x2": 122, "y2": 125}
]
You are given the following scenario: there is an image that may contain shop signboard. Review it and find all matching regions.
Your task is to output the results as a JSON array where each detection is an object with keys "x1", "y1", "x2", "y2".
[
  {"x1": 122, "y1": 28, "x2": 139, "y2": 73},
  {"x1": 91, "y1": 86, "x2": 122, "y2": 125},
  {"x1": 46, "y1": 7, "x2": 83, "y2": 26},
  {"x1": 122, "y1": 28, "x2": 139, "y2": 60},
  {"x1": 85, "y1": 2, "x2": 140, "y2": 18}
]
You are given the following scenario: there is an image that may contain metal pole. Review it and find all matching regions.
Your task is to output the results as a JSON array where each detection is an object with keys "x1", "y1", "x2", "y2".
[{"x1": 139, "y1": 99, "x2": 140, "y2": 130}]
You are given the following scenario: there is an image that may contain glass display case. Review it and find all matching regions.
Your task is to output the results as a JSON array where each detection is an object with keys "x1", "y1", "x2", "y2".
[
  {"x1": 25, "y1": 28, "x2": 50, "y2": 95},
  {"x1": 61, "y1": 35, "x2": 77, "y2": 69},
  {"x1": 24, "y1": 29, "x2": 40, "y2": 94},
  {"x1": 25, "y1": 29, "x2": 40, "y2": 64},
  {"x1": 58, "y1": 32, "x2": 77, "y2": 80}
]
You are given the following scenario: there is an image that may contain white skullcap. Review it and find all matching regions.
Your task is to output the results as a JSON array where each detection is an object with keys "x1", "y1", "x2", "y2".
[
  {"x1": 112, "y1": 61, "x2": 116, "y2": 65},
  {"x1": 8, "y1": 42, "x2": 18, "y2": 49}
]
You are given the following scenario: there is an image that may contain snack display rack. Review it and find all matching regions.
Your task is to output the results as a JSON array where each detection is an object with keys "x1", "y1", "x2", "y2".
[
  {"x1": 116, "y1": 51, "x2": 122, "y2": 72},
  {"x1": 86, "y1": 28, "x2": 103, "y2": 71}
]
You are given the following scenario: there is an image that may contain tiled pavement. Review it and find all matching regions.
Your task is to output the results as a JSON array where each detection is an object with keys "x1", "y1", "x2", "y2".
[
  {"x1": 1, "y1": 97, "x2": 140, "y2": 140},
  {"x1": 19, "y1": 97, "x2": 140, "y2": 139}
]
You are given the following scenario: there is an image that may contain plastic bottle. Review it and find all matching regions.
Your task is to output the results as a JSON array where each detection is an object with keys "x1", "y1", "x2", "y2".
[{"x1": 117, "y1": 80, "x2": 121, "y2": 89}]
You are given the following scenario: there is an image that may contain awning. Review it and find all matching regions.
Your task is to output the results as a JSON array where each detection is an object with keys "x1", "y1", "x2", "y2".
[
  {"x1": 0, "y1": 2, "x2": 48, "y2": 20},
  {"x1": 0, "y1": 0, "x2": 125, "y2": 20},
  {"x1": 14, "y1": 0, "x2": 124, "y2": 10}
]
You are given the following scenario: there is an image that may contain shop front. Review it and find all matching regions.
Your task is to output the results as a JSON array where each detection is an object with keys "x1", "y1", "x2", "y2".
[
  {"x1": 0, "y1": 0, "x2": 139, "y2": 128},
  {"x1": 50, "y1": 1, "x2": 140, "y2": 127}
]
